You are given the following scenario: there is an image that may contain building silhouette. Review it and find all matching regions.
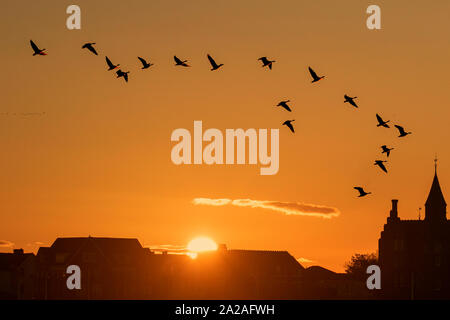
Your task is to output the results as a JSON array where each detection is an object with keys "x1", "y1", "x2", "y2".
[
  {"x1": 379, "y1": 164, "x2": 450, "y2": 299},
  {"x1": 1, "y1": 237, "x2": 366, "y2": 299},
  {"x1": 185, "y1": 244, "x2": 305, "y2": 299},
  {"x1": 0, "y1": 249, "x2": 35, "y2": 299},
  {"x1": 5, "y1": 165, "x2": 450, "y2": 299},
  {"x1": 35, "y1": 237, "x2": 153, "y2": 299},
  {"x1": 34, "y1": 239, "x2": 310, "y2": 299}
]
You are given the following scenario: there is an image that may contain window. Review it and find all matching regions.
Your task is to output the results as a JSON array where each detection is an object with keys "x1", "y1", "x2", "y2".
[
  {"x1": 434, "y1": 278, "x2": 442, "y2": 291},
  {"x1": 434, "y1": 255, "x2": 441, "y2": 267}
]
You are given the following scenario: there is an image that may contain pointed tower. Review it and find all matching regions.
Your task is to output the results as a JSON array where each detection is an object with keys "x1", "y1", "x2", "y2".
[{"x1": 425, "y1": 158, "x2": 447, "y2": 222}]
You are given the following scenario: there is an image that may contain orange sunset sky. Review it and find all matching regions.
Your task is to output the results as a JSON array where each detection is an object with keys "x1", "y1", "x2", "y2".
[{"x1": 1, "y1": 0, "x2": 450, "y2": 272}]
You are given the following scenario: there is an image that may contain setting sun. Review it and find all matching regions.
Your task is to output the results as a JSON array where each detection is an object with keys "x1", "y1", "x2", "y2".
[{"x1": 187, "y1": 237, "x2": 218, "y2": 253}]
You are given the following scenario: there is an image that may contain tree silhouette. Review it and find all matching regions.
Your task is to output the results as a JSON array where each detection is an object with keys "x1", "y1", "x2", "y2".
[{"x1": 344, "y1": 253, "x2": 378, "y2": 281}]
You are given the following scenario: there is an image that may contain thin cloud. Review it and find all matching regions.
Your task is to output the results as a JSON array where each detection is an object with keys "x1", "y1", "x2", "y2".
[
  {"x1": 192, "y1": 198, "x2": 232, "y2": 206},
  {"x1": 26, "y1": 241, "x2": 46, "y2": 247},
  {"x1": 193, "y1": 198, "x2": 340, "y2": 219},
  {"x1": 297, "y1": 257, "x2": 314, "y2": 263},
  {"x1": 0, "y1": 240, "x2": 14, "y2": 247},
  {"x1": 145, "y1": 244, "x2": 188, "y2": 254}
]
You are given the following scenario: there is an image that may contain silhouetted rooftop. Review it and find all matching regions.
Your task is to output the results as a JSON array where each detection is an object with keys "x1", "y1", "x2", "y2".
[
  {"x1": 0, "y1": 252, "x2": 34, "y2": 271},
  {"x1": 37, "y1": 237, "x2": 150, "y2": 266},
  {"x1": 51, "y1": 237, "x2": 144, "y2": 254},
  {"x1": 426, "y1": 172, "x2": 447, "y2": 207},
  {"x1": 196, "y1": 248, "x2": 305, "y2": 277},
  {"x1": 304, "y1": 266, "x2": 338, "y2": 280}
]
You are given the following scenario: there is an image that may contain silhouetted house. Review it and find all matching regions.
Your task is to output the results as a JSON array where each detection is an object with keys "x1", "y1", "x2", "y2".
[
  {"x1": 146, "y1": 252, "x2": 193, "y2": 299},
  {"x1": 187, "y1": 245, "x2": 305, "y2": 299},
  {"x1": 36, "y1": 237, "x2": 154, "y2": 299},
  {"x1": 0, "y1": 249, "x2": 36, "y2": 299},
  {"x1": 301, "y1": 266, "x2": 371, "y2": 299},
  {"x1": 2, "y1": 238, "x2": 379, "y2": 299},
  {"x1": 379, "y1": 166, "x2": 450, "y2": 299}
]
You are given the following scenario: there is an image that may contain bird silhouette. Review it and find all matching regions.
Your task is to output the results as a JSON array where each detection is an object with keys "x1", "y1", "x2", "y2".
[
  {"x1": 354, "y1": 187, "x2": 371, "y2": 197},
  {"x1": 30, "y1": 40, "x2": 46, "y2": 56},
  {"x1": 116, "y1": 69, "x2": 130, "y2": 82},
  {"x1": 394, "y1": 125, "x2": 412, "y2": 137},
  {"x1": 344, "y1": 95, "x2": 358, "y2": 108},
  {"x1": 376, "y1": 114, "x2": 390, "y2": 128},
  {"x1": 138, "y1": 57, "x2": 154, "y2": 69},
  {"x1": 174, "y1": 55, "x2": 190, "y2": 67},
  {"x1": 105, "y1": 56, "x2": 120, "y2": 71},
  {"x1": 258, "y1": 57, "x2": 275, "y2": 70},
  {"x1": 82, "y1": 43, "x2": 98, "y2": 55},
  {"x1": 207, "y1": 54, "x2": 223, "y2": 71},
  {"x1": 308, "y1": 67, "x2": 325, "y2": 83},
  {"x1": 374, "y1": 160, "x2": 388, "y2": 173},
  {"x1": 282, "y1": 120, "x2": 295, "y2": 133},
  {"x1": 381, "y1": 145, "x2": 394, "y2": 157},
  {"x1": 276, "y1": 100, "x2": 292, "y2": 112}
]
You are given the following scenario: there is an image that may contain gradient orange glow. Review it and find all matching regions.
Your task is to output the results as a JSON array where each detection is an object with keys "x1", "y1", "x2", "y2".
[
  {"x1": 1, "y1": 1, "x2": 450, "y2": 272},
  {"x1": 187, "y1": 237, "x2": 218, "y2": 253}
]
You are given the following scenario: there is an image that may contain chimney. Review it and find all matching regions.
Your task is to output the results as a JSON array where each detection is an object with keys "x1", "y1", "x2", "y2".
[
  {"x1": 13, "y1": 249, "x2": 24, "y2": 255},
  {"x1": 389, "y1": 199, "x2": 399, "y2": 221}
]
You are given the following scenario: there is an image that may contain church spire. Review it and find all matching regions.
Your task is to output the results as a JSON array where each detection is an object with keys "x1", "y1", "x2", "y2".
[
  {"x1": 434, "y1": 154, "x2": 438, "y2": 174},
  {"x1": 425, "y1": 157, "x2": 447, "y2": 222}
]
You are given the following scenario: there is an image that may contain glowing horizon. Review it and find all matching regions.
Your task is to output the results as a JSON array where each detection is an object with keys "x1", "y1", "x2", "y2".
[{"x1": 1, "y1": 0, "x2": 449, "y2": 273}]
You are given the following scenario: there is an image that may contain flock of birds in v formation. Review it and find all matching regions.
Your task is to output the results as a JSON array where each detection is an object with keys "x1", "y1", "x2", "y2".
[{"x1": 29, "y1": 40, "x2": 413, "y2": 198}]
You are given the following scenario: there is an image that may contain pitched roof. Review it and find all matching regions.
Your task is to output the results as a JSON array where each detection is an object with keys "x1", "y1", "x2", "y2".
[
  {"x1": 303, "y1": 266, "x2": 338, "y2": 280},
  {"x1": 37, "y1": 237, "x2": 148, "y2": 266},
  {"x1": 51, "y1": 237, "x2": 143, "y2": 255},
  {"x1": 197, "y1": 249, "x2": 304, "y2": 276},
  {"x1": 425, "y1": 172, "x2": 447, "y2": 207}
]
